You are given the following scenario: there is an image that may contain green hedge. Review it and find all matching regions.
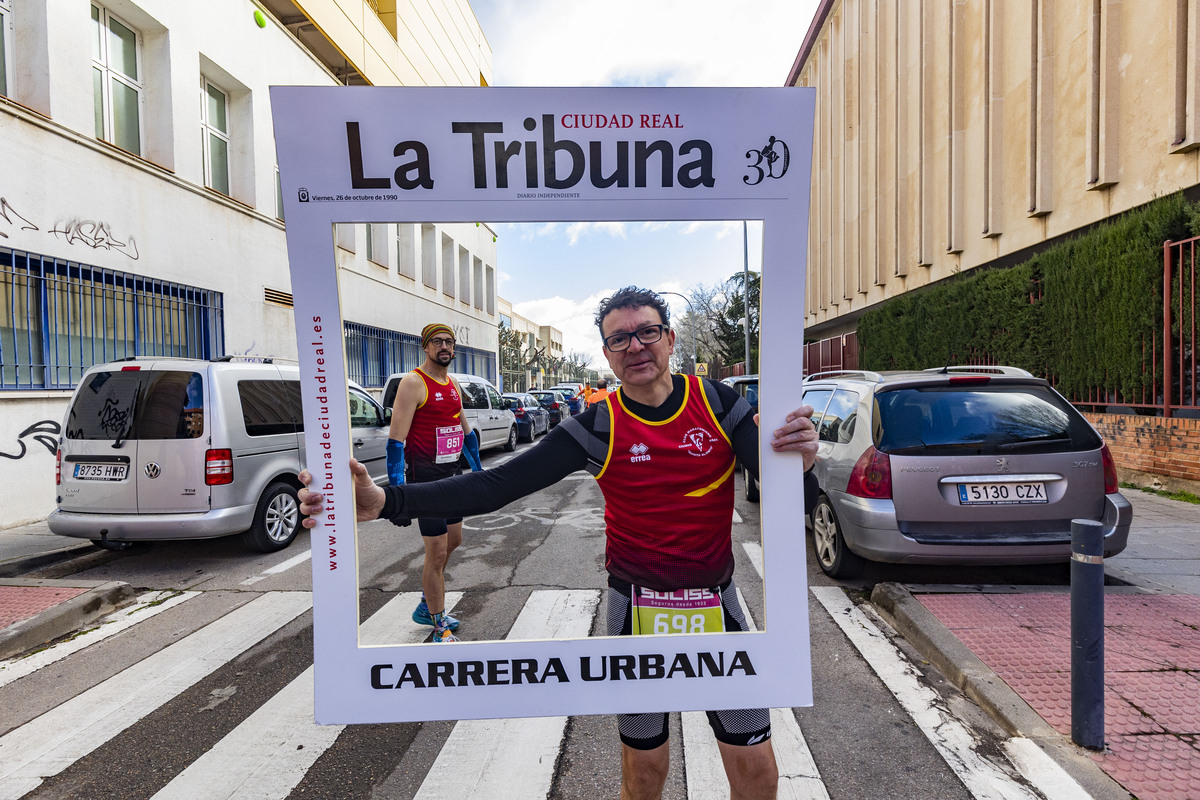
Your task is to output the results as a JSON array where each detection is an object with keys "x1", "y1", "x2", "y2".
[{"x1": 858, "y1": 192, "x2": 1196, "y2": 402}]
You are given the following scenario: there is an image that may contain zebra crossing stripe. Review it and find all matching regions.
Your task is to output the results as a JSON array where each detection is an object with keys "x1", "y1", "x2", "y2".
[
  {"x1": 149, "y1": 592, "x2": 462, "y2": 800},
  {"x1": 412, "y1": 590, "x2": 600, "y2": 800},
  {"x1": 0, "y1": 591, "x2": 312, "y2": 800},
  {"x1": 0, "y1": 590, "x2": 198, "y2": 690},
  {"x1": 809, "y1": 587, "x2": 1073, "y2": 800},
  {"x1": 681, "y1": 581, "x2": 829, "y2": 800}
]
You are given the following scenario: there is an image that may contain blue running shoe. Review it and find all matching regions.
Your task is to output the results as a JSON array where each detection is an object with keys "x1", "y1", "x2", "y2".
[
  {"x1": 432, "y1": 625, "x2": 458, "y2": 643},
  {"x1": 413, "y1": 599, "x2": 459, "y2": 630}
]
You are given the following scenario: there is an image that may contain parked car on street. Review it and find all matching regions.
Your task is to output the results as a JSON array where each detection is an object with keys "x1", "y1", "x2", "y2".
[
  {"x1": 530, "y1": 389, "x2": 572, "y2": 426},
  {"x1": 722, "y1": 374, "x2": 760, "y2": 501},
  {"x1": 801, "y1": 366, "x2": 1132, "y2": 578},
  {"x1": 548, "y1": 383, "x2": 585, "y2": 415},
  {"x1": 383, "y1": 372, "x2": 517, "y2": 453},
  {"x1": 50, "y1": 357, "x2": 390, "y2": 553},
  {"x1": 503, "y1": 392, "x2": 551, "y2": 442}
]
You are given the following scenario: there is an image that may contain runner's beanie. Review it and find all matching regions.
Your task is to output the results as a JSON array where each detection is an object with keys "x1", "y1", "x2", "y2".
[{"x1": 421, "y1": 323, "x2": 455, "y2": 348}]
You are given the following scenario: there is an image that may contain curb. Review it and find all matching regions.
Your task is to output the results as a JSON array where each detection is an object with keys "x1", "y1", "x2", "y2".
[
  {"x1": 869, "y1": 582, "x2": 1132, "y2": 800},
  {"x1": 0, "y1": 578, "x2": 136, "y2": 661},
  {"x1": 0, "y1": 542, "x2": 97, "y2": 579}
]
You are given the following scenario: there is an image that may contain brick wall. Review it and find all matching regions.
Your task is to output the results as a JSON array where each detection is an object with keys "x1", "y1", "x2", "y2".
[{"x1": 1085, "y1": 412, "x2": 1200, "y2": 489}]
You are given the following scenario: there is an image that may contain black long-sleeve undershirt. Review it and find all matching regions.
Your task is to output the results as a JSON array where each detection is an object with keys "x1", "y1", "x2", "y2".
[{"x1": 380, "y1": 375, "x2": 817, "y2": 522}]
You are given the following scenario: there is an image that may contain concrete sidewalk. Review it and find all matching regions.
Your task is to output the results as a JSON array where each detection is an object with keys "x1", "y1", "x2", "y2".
[{"x1": 0, "y1": 490, "x2": 1197, "y2": 799}]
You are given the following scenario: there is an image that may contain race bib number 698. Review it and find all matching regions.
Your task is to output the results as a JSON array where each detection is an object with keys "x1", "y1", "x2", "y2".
[{"x1": 630, "y1": 587, "x2": 725, "y2": 635}]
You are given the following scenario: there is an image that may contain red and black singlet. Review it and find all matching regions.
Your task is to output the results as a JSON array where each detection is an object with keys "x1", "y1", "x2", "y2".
[
  {"x1": 405, "y1": 368, "x2": 465, "y2": 469},
  {"x1": 594, "y1": 375, "x2": 736, "y2": 590}
]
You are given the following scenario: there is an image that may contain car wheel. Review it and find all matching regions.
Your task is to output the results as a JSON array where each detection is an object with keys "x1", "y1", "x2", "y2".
[
  {"x1": 743, "y1": 465, "x2": 760, "y2": 503},
  {"x1": 520, "y1": 423, "x2": 534, "y2": 443},
  {"x1": 504, "y1": 425, "x2": 518, "y2": 452},
  {"x1": 811, "y1": 495, "x2": 864, "y2": 579},
  {"x1": 242, "y1": 481, "x2": 303, "y2": 553}
]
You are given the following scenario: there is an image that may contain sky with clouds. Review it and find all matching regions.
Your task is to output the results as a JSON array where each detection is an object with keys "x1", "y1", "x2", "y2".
[{"x1": 468, "y1": 0, "x2": 819, "y2": 370}]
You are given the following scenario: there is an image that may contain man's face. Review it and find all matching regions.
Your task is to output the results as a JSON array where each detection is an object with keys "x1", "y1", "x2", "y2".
[
  {"x1": 600, "y1": 305, "x2": 674, "y2": 388},
  {"x1": 424, "y1": 335, "x2": 455, "y2": 366}
]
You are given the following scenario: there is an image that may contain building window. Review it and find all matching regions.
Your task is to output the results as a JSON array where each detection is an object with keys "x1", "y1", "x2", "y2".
[
  {"x1": 441, "y1": 234, "x2": 454, "y2": 298},
  {"x1": 343, "y1": 321, "x2": 420, "y2": 389},
  {"x1": 0, "y1": 0, "x2": 12, "y2": 97},
  {"x1": 202, "y1": 78, "x2": 230, "y2": 194},
  {"x1": 91, "y1": 4, "x2": 143, "y2": 156},
  {"x1": 274, "y1": 167, "x2": 285, "y2": 221},
  {"x1": 458, "y1": 247, "x2": 470, "y2": 305},
  {"x1": 344, "y1": 320, "x2": 497, "y2": 389},
  {"x1": 366, "y1": 223, "x2": 387, "y2": 266},
  {"x1": 396, "y1": 224, "x2": 416, "y2": 278},
  {"x1": 473, "y1": 257, "x2": 483, "y2": 310},
  {"x1": 1, "y1": 248, "x2": 224, "y2": 389}
]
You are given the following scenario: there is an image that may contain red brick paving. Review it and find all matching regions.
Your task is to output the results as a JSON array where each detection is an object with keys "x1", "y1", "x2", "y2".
[
  {"x1": 918, "y1": 592, "x2": 1200, "y2": 800},
  {"x1": 0, "y1": 585, "x2": 89, "y2": 628}
]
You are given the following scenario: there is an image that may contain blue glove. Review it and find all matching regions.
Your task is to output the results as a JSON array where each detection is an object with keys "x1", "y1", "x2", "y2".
[
  {"x1": 386, "y1": 439, "x2": 406, "y2": 486},
  {"x1": 463, "y1": 429, "x2": 483, "y2": 472}
]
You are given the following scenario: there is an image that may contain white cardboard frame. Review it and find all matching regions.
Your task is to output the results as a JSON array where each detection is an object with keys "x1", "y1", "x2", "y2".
[{"x1": 270, "y1": 86, "x2": 815, "y2": 725}]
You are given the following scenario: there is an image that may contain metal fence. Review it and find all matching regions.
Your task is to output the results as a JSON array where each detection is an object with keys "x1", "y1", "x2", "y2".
[
  {"x1": 0, "y1": 247, "x2": 223, "y2": 389},
  {"x1": 803, "y1": 236, "x2": 1200, "y2": 418},
  {"x1": 1162, "y1": 235, "x2": 1200, "y2": 417}
]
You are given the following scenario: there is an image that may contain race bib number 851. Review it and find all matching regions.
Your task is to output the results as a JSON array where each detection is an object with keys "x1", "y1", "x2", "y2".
[{"x1": 630, "y1": 587, "x2": 725, "y2": 635}]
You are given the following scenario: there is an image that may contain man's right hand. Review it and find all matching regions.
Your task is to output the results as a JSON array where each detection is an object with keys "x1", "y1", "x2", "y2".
[{"x1": 298, "y1": 458, "x2": 387, "y2": 526}]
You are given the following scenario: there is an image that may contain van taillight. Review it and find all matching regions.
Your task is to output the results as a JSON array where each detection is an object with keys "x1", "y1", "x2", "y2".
[
  {"x1": 1101, "y1": 443, "x2": 1119, "y2": 494},
  {"x1": 55, "y1": 449, "x2": 61, "y2": 486},
  {"x1": 206, "y1": 449, "x2": 234, "y2": 485},
  {"x1": 846, "y1": 446, "x2": 892, "y2": 499}
]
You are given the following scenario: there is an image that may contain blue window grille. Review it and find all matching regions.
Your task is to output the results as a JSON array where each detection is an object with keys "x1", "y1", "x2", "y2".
[
  {"x1": 1, "y1": 248, "x2": 224, "y2": 389},
  {"x1": 344, "y1": 320, "x2": 497, "y2": 389}
]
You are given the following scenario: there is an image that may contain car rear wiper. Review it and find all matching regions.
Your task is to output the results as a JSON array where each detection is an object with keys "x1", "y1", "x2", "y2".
[
  {"x1": 996, "y1": 437, "x2": 1072, "y2": 451},
  {"x1": 112, "y1": 389, "x2": 139, "y2": 449}
]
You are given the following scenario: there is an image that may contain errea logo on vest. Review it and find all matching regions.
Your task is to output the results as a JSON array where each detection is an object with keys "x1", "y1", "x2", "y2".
[{"x1": 629, "y1": 442, "x2": 651, "y2": 463}]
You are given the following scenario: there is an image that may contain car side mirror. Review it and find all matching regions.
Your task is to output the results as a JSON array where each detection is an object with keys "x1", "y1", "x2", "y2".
[{"x1": 383, "y1": 407, "x2": 392, "y2": 423}]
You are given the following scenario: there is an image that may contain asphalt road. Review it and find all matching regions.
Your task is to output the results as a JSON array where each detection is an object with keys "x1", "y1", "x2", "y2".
[{"x1": 0, "y1": 436, "x2": 1076, "y2": 800}]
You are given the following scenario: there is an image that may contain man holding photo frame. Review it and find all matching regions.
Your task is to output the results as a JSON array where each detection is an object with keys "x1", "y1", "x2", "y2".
[{"x1": 299, "y1": 285, "x2": 818, "y2": 799}]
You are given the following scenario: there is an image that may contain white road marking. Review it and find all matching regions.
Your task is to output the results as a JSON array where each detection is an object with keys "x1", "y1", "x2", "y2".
[
  {"x1": 682, "y1": 586, "x2": 829, "y2": 800},
  {"x1": 149, "y1": 592, "x2": 461, "y2": 800},
  {"x1": 810, "y1": 586, "x2": 1085, "y2": 800},
  {"x1": 0, "y1": 590, "x2": 197, "y2": 689},
  {"x1": 413, "y1": 590, "x2": 600, "y2": 800},
  {"x1": 0, "y1": 592, "x2": 312, "y2": 800},
  {"x1": 240, "y1": 549, "x2": 313, "y2": 585}
]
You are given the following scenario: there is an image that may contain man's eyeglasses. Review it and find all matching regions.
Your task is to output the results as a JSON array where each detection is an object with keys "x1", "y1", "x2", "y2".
[
  {"x1": 602, "y1": 324, "x2": 668, "y2": 352},
  {"x1": 428, "y1": 337, "x2": 456, "y2": 348}
]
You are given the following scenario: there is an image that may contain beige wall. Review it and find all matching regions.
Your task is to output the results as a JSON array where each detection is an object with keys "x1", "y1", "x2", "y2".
[
  {"x1": 292, "y1": 0, "x2": 491, "y2": 86},
  {"x1": 792, "y1": 0, "x2": 1200, "y2": 338}
]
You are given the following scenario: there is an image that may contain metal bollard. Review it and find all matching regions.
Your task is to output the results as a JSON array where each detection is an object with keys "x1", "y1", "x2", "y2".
[{"x1": 1070, "y1": 518, "x2": 1106, "y2": 751}]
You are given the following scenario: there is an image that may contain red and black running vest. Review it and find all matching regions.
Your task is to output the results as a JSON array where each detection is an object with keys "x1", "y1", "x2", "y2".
[
  {"x1": 595, "y1": 375, "x2": 737, "y2": 591},
  {"x1": 405, "y1": 368, "x2": 464, "y2": 469}
]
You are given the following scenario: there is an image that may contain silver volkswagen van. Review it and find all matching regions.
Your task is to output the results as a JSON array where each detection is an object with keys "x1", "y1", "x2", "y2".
[{"x1": 50, "y1": 357, "x2": 389, "y2": 552}]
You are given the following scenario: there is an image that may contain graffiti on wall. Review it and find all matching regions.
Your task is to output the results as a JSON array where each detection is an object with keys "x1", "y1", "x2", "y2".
[
  {"x1": 0, "y1": 196, "x2": 140, "y2": 260},
  {"x1": 0, "y1": 420, "x2": 60, "y2": 460}
]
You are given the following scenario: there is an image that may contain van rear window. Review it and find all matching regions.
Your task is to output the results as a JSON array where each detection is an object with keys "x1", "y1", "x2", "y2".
[
  {"x1": 239, "y1": 380, "x2": 303, "y2": 436},
  {"x1": 66, "y1": 370, "x2": 204, "y2": 440}
]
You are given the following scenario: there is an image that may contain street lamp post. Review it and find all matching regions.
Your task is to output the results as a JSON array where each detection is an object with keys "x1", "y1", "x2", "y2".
[{"x1": 658, "y1": 290, "x2": 698, "y2": 375}]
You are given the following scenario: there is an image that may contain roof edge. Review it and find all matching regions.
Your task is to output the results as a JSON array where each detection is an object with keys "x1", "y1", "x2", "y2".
[{"x1": 785, "y1": 0, "x2": 838, "y2": 86}]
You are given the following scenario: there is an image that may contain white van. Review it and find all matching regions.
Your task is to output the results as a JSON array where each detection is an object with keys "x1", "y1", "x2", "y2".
[
  {"x1": 49, "y1": 357, "x2": 390, "y2": 552},
  {"x1": 382, "y1": 371, "x2": 517, "y2": 453}
]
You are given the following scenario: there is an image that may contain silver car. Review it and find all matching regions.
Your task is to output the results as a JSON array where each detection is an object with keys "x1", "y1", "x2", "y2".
[{"x1": 802, "y1": 366, "x2": 1132, "y2": 578}]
